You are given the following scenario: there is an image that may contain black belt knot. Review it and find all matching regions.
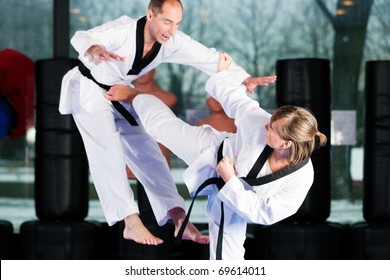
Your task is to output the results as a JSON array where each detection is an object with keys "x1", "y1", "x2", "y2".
[{"x1": 78, "y1": 63, "x2": 138, "y2": 126}]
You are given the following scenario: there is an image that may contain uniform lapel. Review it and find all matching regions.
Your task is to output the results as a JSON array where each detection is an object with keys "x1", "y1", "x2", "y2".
[{"x1": 127, "y1": 16, "x2": 161, "y2": 75}]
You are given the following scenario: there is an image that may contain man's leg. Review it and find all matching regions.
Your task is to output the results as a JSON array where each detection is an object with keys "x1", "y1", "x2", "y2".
[{"x1": 72, "y1": 102, "x2": 163, "y2": 245}]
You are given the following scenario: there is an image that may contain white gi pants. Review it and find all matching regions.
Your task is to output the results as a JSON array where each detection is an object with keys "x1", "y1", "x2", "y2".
[
  {"x1": 71, "y1": 88, "x2": 184, "y2": 226},
  {"x1": 133, "y1": 94, "x2": 247, "y2": 260}
]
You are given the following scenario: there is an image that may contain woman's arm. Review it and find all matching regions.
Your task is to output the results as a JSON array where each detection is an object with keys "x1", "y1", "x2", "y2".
[{"x1": 218, "y1": 174, "x2": 312, "y2": 225}]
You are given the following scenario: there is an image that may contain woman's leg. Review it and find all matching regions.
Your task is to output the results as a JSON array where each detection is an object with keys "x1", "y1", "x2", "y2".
[
  {"x1": 133, "y1": 94, "x2": 228, "y2": 166},
  {"x1": 118, "y1": 101, "x2": 209, "y2": 244},
  {"x1": 116, "y1": 111, "x2": 185, "y2": 226}
]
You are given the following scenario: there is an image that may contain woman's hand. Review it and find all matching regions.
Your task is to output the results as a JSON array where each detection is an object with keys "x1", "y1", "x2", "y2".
[
  {"x1": 216, "y1": 156, "x2": 236, "y2": 183},
  {"x1": 217, "y1": 51, "x2": 276, "y2": 94},
  {"x1": 217, "y1": 52, "x2": 233, "y2": 72}
]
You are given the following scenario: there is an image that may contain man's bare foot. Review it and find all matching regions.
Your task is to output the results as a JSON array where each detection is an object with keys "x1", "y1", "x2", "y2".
[
  {"x1": 123, "y1": 214, "x2": 163, "y2": 245},
  {"x1": 168, "y1": 207, "x2": 209, "y2": 244}
]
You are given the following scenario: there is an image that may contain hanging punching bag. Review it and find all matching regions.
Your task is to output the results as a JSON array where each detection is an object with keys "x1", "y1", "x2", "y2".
[
  {"x1": 276, "y1": 58, "x2": 331, "y2": 222},
  {"x1": 363, "y1": 60, "x2": 390, "y2": 222},
  {"x1": 35, "y1": 58, "x2": 89, "y2": 221}
]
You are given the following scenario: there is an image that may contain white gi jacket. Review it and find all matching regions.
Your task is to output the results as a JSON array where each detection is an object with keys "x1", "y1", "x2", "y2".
[
  {"x1": 60, "y1": 15, "x2": 249, "y2": 115},
  {"x1": 133, "y1": 70, "x2": 314, "y2": 259},
  {"x1": 59, "y1": 15, "x2": 250, "y2": 227}
]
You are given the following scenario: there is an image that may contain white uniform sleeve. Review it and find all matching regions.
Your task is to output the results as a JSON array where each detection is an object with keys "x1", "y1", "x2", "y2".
[
  {"x1": 217, "y1": 174, "x2": 312, "y2": 225},
  {"x1": 163, "y1": 31, "x2": 250, "y2": 84},
  {"x1": 70, "y1": 15, "x2": 134, "y2": 63},
  {"x1": 205, "y1": 70, "x2": 270, "y2": 126}
]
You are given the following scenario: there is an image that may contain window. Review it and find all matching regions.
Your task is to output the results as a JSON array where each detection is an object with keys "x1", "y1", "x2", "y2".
[{"x1": 1, "y1": 0, "x2": 389, "y2": 232}]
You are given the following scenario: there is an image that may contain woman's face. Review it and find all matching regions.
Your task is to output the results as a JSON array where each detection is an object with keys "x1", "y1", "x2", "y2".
[{"x1": 265, "y1": 119, "x2": 286, "y2": 149}]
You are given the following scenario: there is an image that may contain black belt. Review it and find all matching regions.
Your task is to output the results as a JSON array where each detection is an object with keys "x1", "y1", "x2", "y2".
[
  {"x1": 175, "y1": 141, "x2": 225, "y2": 259},
  {"x1": 78, "y1": 63, "x2": 138, "y2": 126},
  {"x1": 175, "y1": 134, "x2": 311, "y2": 260},
  {"x1": 175, "y1": 142, "x2": 275, "y2": 259}
]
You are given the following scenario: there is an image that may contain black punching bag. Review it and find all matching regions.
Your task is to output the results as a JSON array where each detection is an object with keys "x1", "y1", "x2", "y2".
[
  {"x1": 363, "y1": 60, "x2": 390, "y2": 222},
  {"x1": 0, "y1": 220, "x2": 14, "y2": 259},
  {"x1": 276, "y1": 58, "x2": 331, "y2": 222},
  {"x1": 35, "y1": 59, "x2": 89, "y2": 221},
  {"x1": 20, "y1": 220, "x2": 105, "y2": 260}
]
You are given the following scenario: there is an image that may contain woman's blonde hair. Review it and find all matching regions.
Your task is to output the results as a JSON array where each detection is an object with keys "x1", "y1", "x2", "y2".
[{"x1": 271, "y1": 105, "x2": 327, "y2": 164}]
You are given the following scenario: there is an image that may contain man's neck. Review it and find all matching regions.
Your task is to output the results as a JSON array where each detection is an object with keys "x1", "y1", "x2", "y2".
[{"x1": 143, "y1": 23, "x2": 156, "y2": 51}]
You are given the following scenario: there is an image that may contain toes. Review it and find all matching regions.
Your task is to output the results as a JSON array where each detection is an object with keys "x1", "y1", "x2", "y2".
[{"x1": 195, "y1": 235, "x2": 210, "y2": 244}]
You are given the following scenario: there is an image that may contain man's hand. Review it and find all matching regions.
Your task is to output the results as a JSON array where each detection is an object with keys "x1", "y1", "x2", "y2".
[
  {"x1": 106, "y1": 85, "x2": 141, "y2": 102},
  {"x1": 243, "y1": 75, "x2": 277, "y2": 94},
  {"x1": 86, "y1": 44, "x2": 125, "y2": 63}
]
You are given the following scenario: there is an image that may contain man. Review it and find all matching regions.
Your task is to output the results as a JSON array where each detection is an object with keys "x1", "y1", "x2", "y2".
[{"x1": 60, "y1": 0, "x2": 276, "y2": 246}]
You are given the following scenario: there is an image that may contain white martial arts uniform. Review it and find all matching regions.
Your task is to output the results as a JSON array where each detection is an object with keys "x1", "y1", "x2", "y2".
[
  {"x1": 133, "y1": 70, "x2": 314, "y2": 260},
  {"x1": 59, "y1": 15, "x2": 250, "y2": 226}
]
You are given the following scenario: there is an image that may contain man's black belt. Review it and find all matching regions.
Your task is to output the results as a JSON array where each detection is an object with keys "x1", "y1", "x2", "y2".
[{"x1": 78, "y1": 63, "x2": 138, "y2": 126}]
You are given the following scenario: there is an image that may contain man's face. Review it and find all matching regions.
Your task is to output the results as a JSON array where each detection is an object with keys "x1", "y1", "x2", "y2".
[{"x1": 146, "y1": 2, "x2": 183, "y2": 44}]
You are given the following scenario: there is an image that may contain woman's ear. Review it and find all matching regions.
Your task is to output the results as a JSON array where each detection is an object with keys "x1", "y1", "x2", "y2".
[{"x1": 283, "y1": 140, "x2": 292, "y2": 149}]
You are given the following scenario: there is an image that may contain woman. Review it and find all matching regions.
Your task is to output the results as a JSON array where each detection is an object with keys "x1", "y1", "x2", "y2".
[{"x1": 106, "y1": 52, "x2": 327, "y2": 259}]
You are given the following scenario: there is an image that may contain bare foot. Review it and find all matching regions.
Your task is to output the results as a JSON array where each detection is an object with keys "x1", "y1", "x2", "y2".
[
  {"x1": 168, "y1": 207, "x2": 210, "y2": 244},
  {"x1": 123, "y1": 214, "x2": 163, "y2": 245}
]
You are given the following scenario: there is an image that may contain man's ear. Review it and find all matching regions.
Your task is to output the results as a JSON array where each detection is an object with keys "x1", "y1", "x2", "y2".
[{"x1": 146, "y1": 9, "x2": 153, "y2": 20}]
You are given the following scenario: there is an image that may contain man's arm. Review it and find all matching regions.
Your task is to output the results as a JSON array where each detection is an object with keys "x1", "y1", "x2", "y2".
[
  {"x1": 105, "y1": 84, "x2": 142, "y2": 102},
  {"x1": 70, "y1": 15, "x2": 133, "y2": 63},
  {"x1": 84, "y1": 44, "x2": 125, "y2": 64},
  {"x1": 242, "y1": 76, "x2": 277, "y2": 94},
  {"x1": 163, "y1": 31, "x2": 276, "y2": 92}
]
